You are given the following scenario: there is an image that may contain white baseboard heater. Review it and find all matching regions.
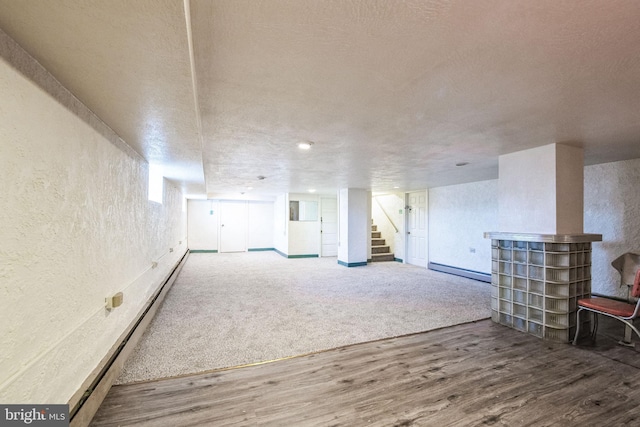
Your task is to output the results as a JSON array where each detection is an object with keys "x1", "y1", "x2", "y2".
[{"x1": 428, "y1": 262, "x2": 491, "y2": 283}]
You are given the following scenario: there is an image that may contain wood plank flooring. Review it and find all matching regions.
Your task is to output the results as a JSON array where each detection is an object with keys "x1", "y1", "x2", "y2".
[{"x1": 91, "y1": 319, "x2": 640, "y2": 426}]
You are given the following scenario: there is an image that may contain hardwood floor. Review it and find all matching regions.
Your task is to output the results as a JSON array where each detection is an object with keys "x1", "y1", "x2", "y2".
[{"x1": 91, "y1": 319, "x2": 640, "y2": 426}]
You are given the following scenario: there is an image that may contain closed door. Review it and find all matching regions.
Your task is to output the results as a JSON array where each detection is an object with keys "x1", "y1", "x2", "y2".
[
  {"x1": 321, "y1": 197, "x2": 338, "y2": 256},
  {"x1": 407, "y1": 191, "x2": 427, "y2": 267},
  {"x1": 220, "y1": 201, "x2": 248, "y2": 252}
]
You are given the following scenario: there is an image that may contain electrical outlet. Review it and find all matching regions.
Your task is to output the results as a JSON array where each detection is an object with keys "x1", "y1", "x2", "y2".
[
  {"x1": 469, "y1": 247, "x2": 476, "y2": 253},
  {"x1": 106, "y1": 292, "x2": 124, "y2": 310}
]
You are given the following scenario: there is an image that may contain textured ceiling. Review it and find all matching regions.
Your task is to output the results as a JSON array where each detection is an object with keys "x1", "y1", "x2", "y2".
[{"x1": 1, "y1": 0, "x2": 640, "y2": 198}]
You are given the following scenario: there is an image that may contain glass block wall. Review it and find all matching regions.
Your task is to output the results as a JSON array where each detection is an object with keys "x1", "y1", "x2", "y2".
[{"x1": 490, "y1": 239, "x2": 593, "y2": 342}]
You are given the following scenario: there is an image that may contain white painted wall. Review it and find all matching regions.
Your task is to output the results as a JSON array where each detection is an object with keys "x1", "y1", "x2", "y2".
[
  {"x1": 426, "y1": 157, "x2": 640, "y2": 291},
  {"x1": 556, "y1": 144, "x2": 584, "y2": 234},
  {"x1": 273, "y1": 194, "x2": 288, "y2": 254},
  {"x1": 248, "y1": 201, "x2": 274, "y2": 249},
  {"x1": 187, "y1": 199, "x2": 274, "y2": 251},
  {"x1": 288, "y1": 193, "x2": 320, "y2": 256},
  {"x1": 338, "y1": 189, "x2": 369, "y2": 264},
  {"x1": 585, "y1": 158, "x2": 640, "y2": 298},
  {"x1": 372, "y1": 193, "x2": 405, "y2": 260},
  {"x1": 188, "y1": 200, "x2": 219, "y2": 250},
  {"x1": 0, "y1": 50, "x2": 186, "y2": 403},
  {"x1": 429, "y1": 180, "x2": 498, "y2": 274}
]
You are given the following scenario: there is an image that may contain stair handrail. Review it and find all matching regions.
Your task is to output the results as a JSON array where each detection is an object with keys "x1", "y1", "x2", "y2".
[{"x1": 373, "y1": 196, "x2": 399, "y2": 233}]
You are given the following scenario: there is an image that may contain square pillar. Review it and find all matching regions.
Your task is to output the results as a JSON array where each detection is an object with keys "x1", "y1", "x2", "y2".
[
  {"x1": 498, "y1": 143, "x2": 583, "y2": 234},
  {"x1": 338, "y1": 188, "x2": 370, "y2": 267},
  {"x1": 488, "y1": 143, "x2": 601, "y2": 343}
]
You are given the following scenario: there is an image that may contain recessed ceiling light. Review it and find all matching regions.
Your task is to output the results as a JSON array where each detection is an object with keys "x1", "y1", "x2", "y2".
[
  {"x1": 308, "y1": 189, "x2": 316, "y2": 193},
  {"x1": 246, "y1": 186, "x2": 253, "y2": 190},
  {"x1": 456, "y1": 162, "x2": 469, "y2": 167},
  {"x1": 393, "y1": 186, "x2": 400, "y2": 189},
  {"x1": 298, "y1": 142, "x2": 314, "y2": 150}
]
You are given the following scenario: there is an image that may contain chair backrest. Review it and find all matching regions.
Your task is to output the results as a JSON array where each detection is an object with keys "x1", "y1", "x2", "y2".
[
  {"x1": 611, "y1": 252, "x2": 640, "y2": 286},
  {"x1": 632, "y1": 268, "x2": 640, "y2": 299}
]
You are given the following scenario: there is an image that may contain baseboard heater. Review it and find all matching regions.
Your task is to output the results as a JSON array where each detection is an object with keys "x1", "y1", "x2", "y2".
[
  {"x1": 69, "y1": 250, "x2": 189, "y2": 427},
  {"x1": 428, "y1": 262, "x2": 491, "y2": 283}
]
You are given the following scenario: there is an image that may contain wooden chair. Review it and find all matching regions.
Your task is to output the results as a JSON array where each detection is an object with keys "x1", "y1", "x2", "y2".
[{"x1": 573, "y1": 268, "x2": 640, "y2": 345}]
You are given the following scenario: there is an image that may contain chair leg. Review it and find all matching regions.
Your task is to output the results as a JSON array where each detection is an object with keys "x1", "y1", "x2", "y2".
[
  {"x1": 620, "y1": 324, "x2": 634, "y2": 347},
  {"x1": 591, "y1": 312, "x2": 598, "y2": 342},
  {"x1": 573, "y1": 308, "x2": 583, "y2": 345},
  {"x1": 617, "y1": 319, "x2": 640, "y2": 347}
]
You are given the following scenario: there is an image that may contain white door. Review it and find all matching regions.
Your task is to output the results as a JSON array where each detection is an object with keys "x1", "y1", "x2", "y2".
[
  {"x1": 320, "y1": 197, "x2": 338, "y2": 256},
  {"x1": 220, "y1": 201, "x2": 247, "y2": 252},
  {"x1": 407, "y1": 191, "x2": 427, "y2": 267}
]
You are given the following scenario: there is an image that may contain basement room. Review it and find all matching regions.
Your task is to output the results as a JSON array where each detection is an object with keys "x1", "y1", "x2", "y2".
[{"x1": 1, "y1": 1, "x2": 640, "y2": 426}]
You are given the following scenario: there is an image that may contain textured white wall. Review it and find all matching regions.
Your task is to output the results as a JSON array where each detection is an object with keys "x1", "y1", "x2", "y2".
[
  {"x1": 0, "y1": 53, "x2": 186, "y2": 403},
  {"x1": 585, "y1": 158, "x2": 640, "y2": 298},
  {"x1": 372, "y1": 193, "x2": 405, "y2": 260},
  {"x1": 187, "y1": 200, "x2": 219, "y2": 250},
  {"x1": 429, "y1": 180, "x2": 498, "y2": 274}
]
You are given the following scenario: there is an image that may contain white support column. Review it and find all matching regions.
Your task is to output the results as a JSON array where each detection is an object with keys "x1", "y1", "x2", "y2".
[
  {"x1": 489, "y1": 143, "x2": 600, "y2": 342},
  {"x1": 498, "y1": 143, "x2": 584, "y2": 234},
  {"x1": 338, "y1": 188, "x2": 370, "y2": 267}
]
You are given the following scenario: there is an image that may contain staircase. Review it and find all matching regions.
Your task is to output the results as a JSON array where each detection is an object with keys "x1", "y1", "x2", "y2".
[{"x1": 371, "y1": 225, "x2": 395, "y2": 262}]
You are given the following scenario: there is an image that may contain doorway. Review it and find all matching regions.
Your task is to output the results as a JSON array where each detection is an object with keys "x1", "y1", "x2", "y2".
[
  {"x1": 406, "y1": 191, "x2": 427, "y2": 267},
  {"x1": 219, "y1": 201, "x2": 248, "y2": 252}
]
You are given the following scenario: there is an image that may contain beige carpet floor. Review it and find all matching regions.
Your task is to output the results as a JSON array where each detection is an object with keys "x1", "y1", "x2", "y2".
[{"x1": 116, "y1": 252, "x2": 491, "y2": 384}]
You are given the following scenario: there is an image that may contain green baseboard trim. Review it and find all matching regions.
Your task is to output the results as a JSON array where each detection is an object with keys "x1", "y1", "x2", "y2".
[
  {"x1": 338, "y1": 260, "x2": 368, "y2": 267},
  {"x1": 271, "y1": 249, "x2": 319, "y2": 259},
  {"x1": 248, "y1": 248, "x2": 275, "y2": 252},
  {"x1": 394, "y1": 258, "x2": 403, "y2": 263},
  {"x1": 189, "y1": 249, "x2": 218, "y2": 253}
]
